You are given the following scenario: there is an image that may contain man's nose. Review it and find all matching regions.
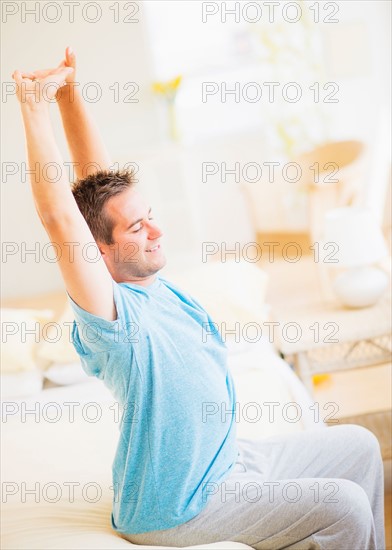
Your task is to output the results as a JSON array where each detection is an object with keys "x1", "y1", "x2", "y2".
[{"x1": 146, "y1": 219, "x2": 163, "y2": 239}]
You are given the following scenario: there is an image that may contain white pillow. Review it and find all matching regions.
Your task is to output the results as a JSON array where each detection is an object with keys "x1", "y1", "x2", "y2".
[
  {"x1": 1, "y1": 308, "x2": 53, "y2": 373},
  {"x1": 168, "y1": 260, "x2": 269, "y2": 344},
  {"x1": 1, "y1": 370, "x2": 44, "y2": 399},
  {"x1": 44, "y1": 362, "x2": 90, "y2": 386},
  {"x1": 36, "y1": 304, "x2": 80, "y2": 365}
]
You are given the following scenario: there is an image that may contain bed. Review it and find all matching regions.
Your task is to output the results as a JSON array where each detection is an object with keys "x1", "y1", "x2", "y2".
[{"x1": 1, "y1": 260, "x2": 327, "y2": 549}]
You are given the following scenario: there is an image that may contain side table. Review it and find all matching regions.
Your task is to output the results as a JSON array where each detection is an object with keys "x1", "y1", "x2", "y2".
[
  {"x1": 265, "y1": 256, "x2": 392, "y2": 459},
  {"x1": 265, "y1": 257, "x2": 391, "y2": 389}
]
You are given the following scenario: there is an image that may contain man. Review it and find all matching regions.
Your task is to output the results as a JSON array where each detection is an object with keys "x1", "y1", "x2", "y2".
[{"x1": 13, "y1": 48, "x2": 385, "y2": 549}]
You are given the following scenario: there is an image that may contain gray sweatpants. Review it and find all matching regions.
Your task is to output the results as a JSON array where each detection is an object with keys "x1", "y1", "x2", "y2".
[{"x1": 120, "y1": 424, "x2": 386, "y2": 549}]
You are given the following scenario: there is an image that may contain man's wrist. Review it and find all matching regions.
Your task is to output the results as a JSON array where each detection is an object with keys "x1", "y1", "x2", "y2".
[
  {"x1": 56, "y1": 82, "x2": 79, "y2": 105},
  {"x1": 20, "y1": 100, "x2": 50, "y2": 116}
]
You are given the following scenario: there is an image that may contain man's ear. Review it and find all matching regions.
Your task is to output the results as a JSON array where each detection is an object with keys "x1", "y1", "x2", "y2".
[{"x1": 97, "y1": 241, "x2": 107, "y2": 256}]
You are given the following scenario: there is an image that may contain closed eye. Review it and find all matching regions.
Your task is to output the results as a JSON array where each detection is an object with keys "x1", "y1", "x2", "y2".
[{"x1": 132, "y1": 217, "x2": 154, "y2": 233}]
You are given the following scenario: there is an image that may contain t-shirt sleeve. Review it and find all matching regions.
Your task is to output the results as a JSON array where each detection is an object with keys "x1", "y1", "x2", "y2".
[{"x1": 67, "y1": 279, "x2": 129, "y2": 356}]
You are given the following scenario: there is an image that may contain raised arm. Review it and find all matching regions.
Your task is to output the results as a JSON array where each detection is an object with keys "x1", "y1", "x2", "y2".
[
  {"x1": 12, "y1": 67, "x2": 116, "y2": 321},
  {"x1": 32, "y1": 47, "x2": 112, "y2": 180}
]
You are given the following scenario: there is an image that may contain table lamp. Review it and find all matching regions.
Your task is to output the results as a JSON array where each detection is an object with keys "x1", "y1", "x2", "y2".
[{"x1": 322, "y1": 207, "x2": 389, "y2": 308}]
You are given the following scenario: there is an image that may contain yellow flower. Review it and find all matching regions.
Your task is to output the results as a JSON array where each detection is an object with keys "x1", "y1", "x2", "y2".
[
  {"x1": 152, "y1": 75, "x2": 182, "y2": 99},
  {"x1": 152, "y1": 82, "x2": 166, "y2": 95},
  {"x1": 168, "y1": 75, "x2": 182, "y2": 91}
]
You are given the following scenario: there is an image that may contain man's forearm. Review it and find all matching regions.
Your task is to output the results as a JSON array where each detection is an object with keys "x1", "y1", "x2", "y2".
[
  {"x1": 21, "y1": 103, "x2": 81, "y2": 223},
  {"x1": 56, "y1": 84, "x2": 112, "y2": 180}
]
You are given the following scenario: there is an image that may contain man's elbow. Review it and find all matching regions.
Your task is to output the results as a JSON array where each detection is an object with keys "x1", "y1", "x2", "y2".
[{"x1": 38, "y1": 209, "x2": 72, "y2": 230}]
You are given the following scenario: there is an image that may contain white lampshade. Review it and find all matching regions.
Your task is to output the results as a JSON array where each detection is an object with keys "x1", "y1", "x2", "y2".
[{"x1": 323, "y1": 207, "x2": 389, "y2": 267}]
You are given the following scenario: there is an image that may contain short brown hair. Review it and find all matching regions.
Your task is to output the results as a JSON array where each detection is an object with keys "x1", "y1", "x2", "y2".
[{"x1": 72, "y1": 168, "x2": 136, "y2": 244}]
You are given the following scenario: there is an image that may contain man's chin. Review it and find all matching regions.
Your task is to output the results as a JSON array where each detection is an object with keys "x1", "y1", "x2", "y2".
[
  {"x1": 155, "y1": 258, "x2": 167, "y2": 274},
  {"x1": 146, "y1": 252, "x2": 167, "y2": 274},
  {"x1": 111, "y1": 252, "x2": 167, "y2": 281}
]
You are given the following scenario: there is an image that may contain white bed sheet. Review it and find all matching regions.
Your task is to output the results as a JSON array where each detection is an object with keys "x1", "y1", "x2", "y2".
[{"x1": 1, "y1": 338, "x2": 325, "y2": 549}]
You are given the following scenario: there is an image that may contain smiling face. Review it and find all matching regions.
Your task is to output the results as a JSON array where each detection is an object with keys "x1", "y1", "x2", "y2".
[{"x1": 98, "y1": 187, "x2": 166, "y2": 286}]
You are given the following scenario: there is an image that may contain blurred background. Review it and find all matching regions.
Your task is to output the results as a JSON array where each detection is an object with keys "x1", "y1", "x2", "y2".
[{"x1": 1, "y1": 0, "x2": 391, "y2": 298}]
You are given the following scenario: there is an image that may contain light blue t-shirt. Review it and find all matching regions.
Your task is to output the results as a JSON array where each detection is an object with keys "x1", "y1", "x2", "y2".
[{"x1": 68, "y1": 274, "x2": 239, "y2": 534}]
